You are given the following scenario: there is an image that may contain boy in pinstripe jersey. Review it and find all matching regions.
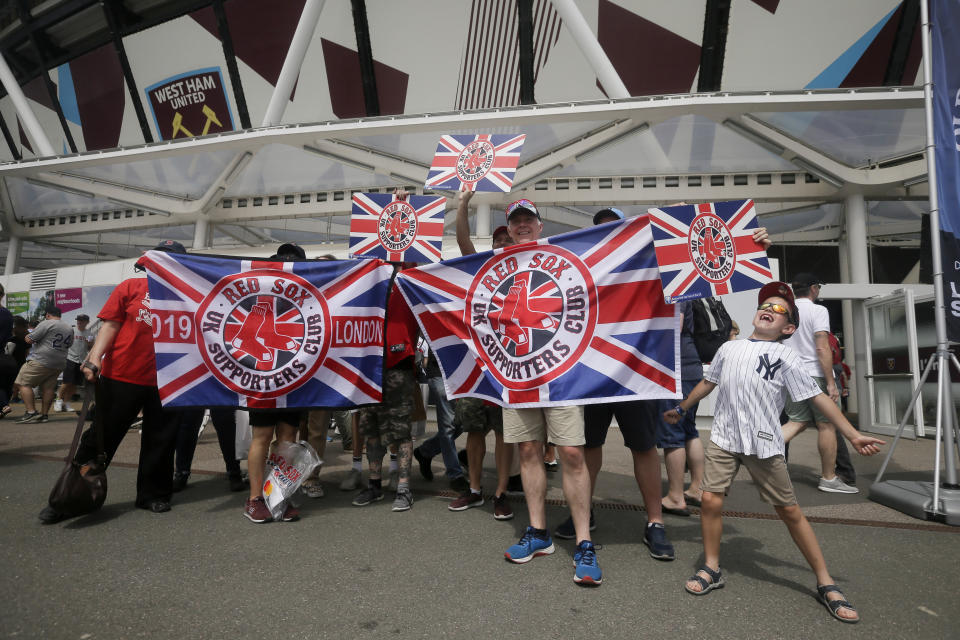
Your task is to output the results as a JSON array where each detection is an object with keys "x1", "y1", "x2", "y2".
[{"x1": 663, "y1": 282, "x2": 885, "y2": 623}]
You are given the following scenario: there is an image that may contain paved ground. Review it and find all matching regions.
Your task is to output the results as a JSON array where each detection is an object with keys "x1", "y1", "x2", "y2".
[{"x1": 1, "y1": 409, "x2": 957, "y2": 639}]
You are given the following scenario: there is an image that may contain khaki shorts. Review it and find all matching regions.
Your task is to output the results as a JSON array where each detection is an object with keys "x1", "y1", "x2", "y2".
[
  {"x1": 14, "y1": 360, "x2": 60, "y2": 392},
  {"x1": 784, "y1": 377, "x2": 833, "y2": 424},
  {"x1": 502, "y1": 405, "x2": 584, "y2": 446},
  {"x1": 702, "y1": 440, "x2": 797, "y2": 507}
]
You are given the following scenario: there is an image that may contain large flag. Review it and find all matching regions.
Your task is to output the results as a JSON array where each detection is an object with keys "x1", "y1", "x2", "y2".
[
  {"x1": 396, "y1": 217, "x2": 680, "y2": 407},
  {"x1": 424, "y1": 133, "x2": 525, "y2": 192},
  {"x1": 931, "y1": 0, "x2": 960, "y2": 340},
  {"x1": 647, "y1": 200, "x2": 771, "y2": 303},
  {"x1": 349, "y1": 193, "x2": 446, "y2": 263},
  {"x1": 140, "y1": 251, "x2": 393, "y2": 409}
]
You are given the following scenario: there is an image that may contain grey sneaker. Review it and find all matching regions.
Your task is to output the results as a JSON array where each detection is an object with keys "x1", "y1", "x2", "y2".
[
  {"x1": 339, "y1": 469, "x2": 362, "y2": 491},
  {"x1": 352, "y1": 486, "x2": 384, "y2": 506},
  {"x1": 392, "y1": 488, "x2": 413, "y2": 512},
  {"x1": 16, "y1": 411, "x2": 39, "y2": 423},
  {"x1": 818, "y1": 476, "x2": 859, "y2": 494}
]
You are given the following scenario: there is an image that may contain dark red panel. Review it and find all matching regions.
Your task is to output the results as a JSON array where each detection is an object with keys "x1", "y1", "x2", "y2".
[
  {"x1": 68, "y1": 43, "x2": 126, "y2": 150},
  {"x1": 749, "y1": 0, "x2": 780, "y2": 14},
  {"x1": 596, "y1": 0, "x2": 700, "y2": 97},
  {"x1": 321, "y1": 38, "x2": 408, "y2": 118},
  {"x1": 841, "y1": 4, "x2": 902, "y2": 87},
  {"x1": 190, "y1": 5, "x2": 218, "y2": 38},
  {"x1": 902, "y1": 19, "x2": 922, "y2": 84},
  {"x1": 220, "y1": 0, "x2": 304, "y2": 86},
  {"x1": 23, "y1": 76, "x2": 55, "y2": 110}
]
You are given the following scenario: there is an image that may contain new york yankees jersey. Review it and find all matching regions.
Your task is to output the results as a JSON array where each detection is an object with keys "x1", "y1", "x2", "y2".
[{"x1": 704, "y1": 338, "x2": 821, "y2": 458}]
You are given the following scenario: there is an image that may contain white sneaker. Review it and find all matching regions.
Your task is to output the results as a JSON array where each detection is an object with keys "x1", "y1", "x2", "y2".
[
  {"x1": 818, "y1": 476, "x2": 859, "y2": 494},
  {"x1": 62, "y1": 402, "x2": 73, "y2": 412},
  {"x1": 54, "y1": 399, "x2": 63, "y2": 412}
]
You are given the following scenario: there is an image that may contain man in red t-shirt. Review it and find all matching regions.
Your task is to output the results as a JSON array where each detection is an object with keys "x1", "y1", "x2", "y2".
[{"x1": 38, "y1": 240, "x2": 186, "y2": 524}]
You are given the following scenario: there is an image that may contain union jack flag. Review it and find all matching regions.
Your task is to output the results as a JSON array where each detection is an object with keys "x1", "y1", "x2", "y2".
[
  {"x1": 647, "y1": 200, "x2": 772, "y2": 303},
  {"x1": 424, "y1": 133, "x2": 525, "y2": 192},
  {"x1": 140, "y1": 251, "x2": 392, "y2": 409},
  {"x1": 395, "y1": 218, "x2": 680, "y2": 407},
  {"x1": 349, "y1": 193, "x2": 445, "y2": 263}
]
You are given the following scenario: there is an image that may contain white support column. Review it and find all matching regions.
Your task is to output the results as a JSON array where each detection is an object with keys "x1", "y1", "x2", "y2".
[
  {"x1": 4, "y1": 236, "x2": 21, "y2": 275},
  {"x1": 0, "y1": 54, "x2": 55, "y2": 157},
  {"x1": 838, "y1": 236, "x2": 857, "y2": 413},
  {"x1": 476, "y1": 202, "x2": 491, "y2": 238},
  {"x1": 550, "y1": 0, "x2": 629, "y2": 99},
  {"x1": 845, "y1": 193, "x2": 871, "y2": 427},
  {"x1": 193, "y1": 217, "x2": 210, "y2": 249},
  {"x1": 262, "y1": 0, "x2": 326, "y2": 126}
]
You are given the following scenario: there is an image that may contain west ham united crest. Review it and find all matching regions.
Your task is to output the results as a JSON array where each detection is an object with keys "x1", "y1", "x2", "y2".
[
  {"x1": 197, "y1": 271, "x2": 331, "y2": 398},
  {"x1": 456, "y1": 139, "x2": 495, "y2": 184},
  {"x1": 465, "y1": 246, "x2": 597, "y2": 390},
  {"x1": 689, "y1": 212, "x2": 736, "y2": 283},
  {"x1": 377, "y1": 200, "x2": 418, "y2": 254}
]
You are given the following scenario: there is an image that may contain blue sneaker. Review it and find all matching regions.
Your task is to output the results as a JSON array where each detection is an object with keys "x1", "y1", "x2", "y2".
[
  {"x1": 505, "y1": 526, "x2": 555, "y2": 563},
  {"x1": 573, "y1": 540, "x2": 602, "y2": 586},
  {"x1": 643, "y1": 522, "x2": 676, "y2": 561}
]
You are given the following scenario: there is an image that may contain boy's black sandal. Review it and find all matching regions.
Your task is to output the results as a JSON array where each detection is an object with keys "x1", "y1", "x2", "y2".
[
  {"x1": 684, "y1": 565, "x2": 725, "y2": 595},
  {"x1": 817, "y1": 584, "x2": 859, "y2": 624}
]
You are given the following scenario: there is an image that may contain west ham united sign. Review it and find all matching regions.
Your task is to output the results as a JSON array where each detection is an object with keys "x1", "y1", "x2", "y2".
[{"x1": 145, "y1": 67, "x2": 235, "y2": 141}]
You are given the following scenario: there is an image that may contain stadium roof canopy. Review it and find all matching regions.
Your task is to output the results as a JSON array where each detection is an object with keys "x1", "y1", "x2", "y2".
[{"x1": 0, "y1": 87, "x2": 927, "y2": 268}]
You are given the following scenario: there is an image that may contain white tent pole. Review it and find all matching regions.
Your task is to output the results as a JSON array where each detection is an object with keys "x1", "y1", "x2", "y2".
[
  {"x1": 0, "y1": 54, "x2": 55, "y2": 157},
  {"x1": 550, "y1": 0, "x2": 629, "y2": 99},
  {"x1": 262, "y1": 0, "x2": 326, "y2": 126}
]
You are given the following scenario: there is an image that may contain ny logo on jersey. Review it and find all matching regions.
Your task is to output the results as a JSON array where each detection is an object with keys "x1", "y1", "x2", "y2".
[{"x1": 756, "y1": 353, "x2": 783, "y2": 381}]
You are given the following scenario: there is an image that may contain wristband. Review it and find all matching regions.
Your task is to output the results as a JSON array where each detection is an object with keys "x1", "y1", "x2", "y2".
[
  {"x1": 674, "y1": 405, "x2": 686, "y2": 416},
  {"x1": 81, "y1": 360, "x2": 99, "y2": 375}
]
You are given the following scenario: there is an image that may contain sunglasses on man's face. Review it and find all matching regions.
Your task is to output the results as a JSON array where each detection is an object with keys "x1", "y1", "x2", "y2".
[{"x1": 757, "y1": 302, "x2": 790, "y2": 316}]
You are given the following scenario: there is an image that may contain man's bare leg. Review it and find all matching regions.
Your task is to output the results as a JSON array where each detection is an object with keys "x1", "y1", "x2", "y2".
[{"x1": 518, "y1": 440, "x2": 547, "y2": 528}]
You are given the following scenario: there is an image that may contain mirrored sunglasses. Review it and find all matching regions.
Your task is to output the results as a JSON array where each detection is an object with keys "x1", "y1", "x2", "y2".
[{"x1": 757, "y1": 302, "x2": 790, "y2": 315}]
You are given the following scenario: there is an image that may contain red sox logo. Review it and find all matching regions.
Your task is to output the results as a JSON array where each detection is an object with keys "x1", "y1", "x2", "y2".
[
  {"x1": 689, "y1": 212, "x2": 736, "y2": 283},
  {"x1": 465, "y1": 245, "x2": 597, "y2": 390},
  {"x1": 378, "y1": 201, "x2": 418, "y2": 254},
  {"x1": 456, "y1": 139, "x2": 495, "y2": 185},
  {"x1": 196, "y1": 270, "x2": 330, "y2": 399}
]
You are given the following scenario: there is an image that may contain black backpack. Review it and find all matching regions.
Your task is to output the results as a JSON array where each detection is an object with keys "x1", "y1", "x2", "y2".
[{"x1": 691, "y1": 297, "x2": 732, "y2": 363}]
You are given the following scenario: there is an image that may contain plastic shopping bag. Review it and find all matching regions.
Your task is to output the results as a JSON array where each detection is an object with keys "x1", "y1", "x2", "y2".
[{"x1": 262, "y1": 441, "x2": 322, "y2": 520}]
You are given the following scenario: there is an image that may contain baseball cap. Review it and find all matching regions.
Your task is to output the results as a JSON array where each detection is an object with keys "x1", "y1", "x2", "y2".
[
  {"x1": 791, "y1": 272, "x2": 822, "y2": 289},
  {"x1": 152, "y1": 240, "x2": 187, "y2": 254},
  {"x1": 492, "y1": 225, "x2": 510, "y2": 238},
  {"x1": 505, "y1": 199, "x2": 540, "y2": 222},
  {"x1": 757, "y1": 281, "x2": 799, "y2": 324},
  {"x1": 593, "y1": 207, "x2": 625, "y2": 225},
  {"x1": 274, "y1": 243, "x2": 306, "y2": 260}
]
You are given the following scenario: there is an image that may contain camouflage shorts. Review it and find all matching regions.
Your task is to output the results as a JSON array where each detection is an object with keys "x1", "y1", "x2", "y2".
[
  {"x1": 359, "y1": 367, "x2": 415, "y2": 444},
  {"x1": 455, "y1": 396, "x2": 503, "y2": 434}
]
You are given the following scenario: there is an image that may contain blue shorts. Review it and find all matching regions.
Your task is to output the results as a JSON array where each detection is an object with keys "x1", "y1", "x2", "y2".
[{"x1": 656, "y1": 377, "x2": 701, "y2": 449}]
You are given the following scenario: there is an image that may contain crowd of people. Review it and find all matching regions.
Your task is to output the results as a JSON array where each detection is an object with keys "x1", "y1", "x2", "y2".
[{"x1": 15, "y1": 195, "x2": 883, "y2": 624}]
